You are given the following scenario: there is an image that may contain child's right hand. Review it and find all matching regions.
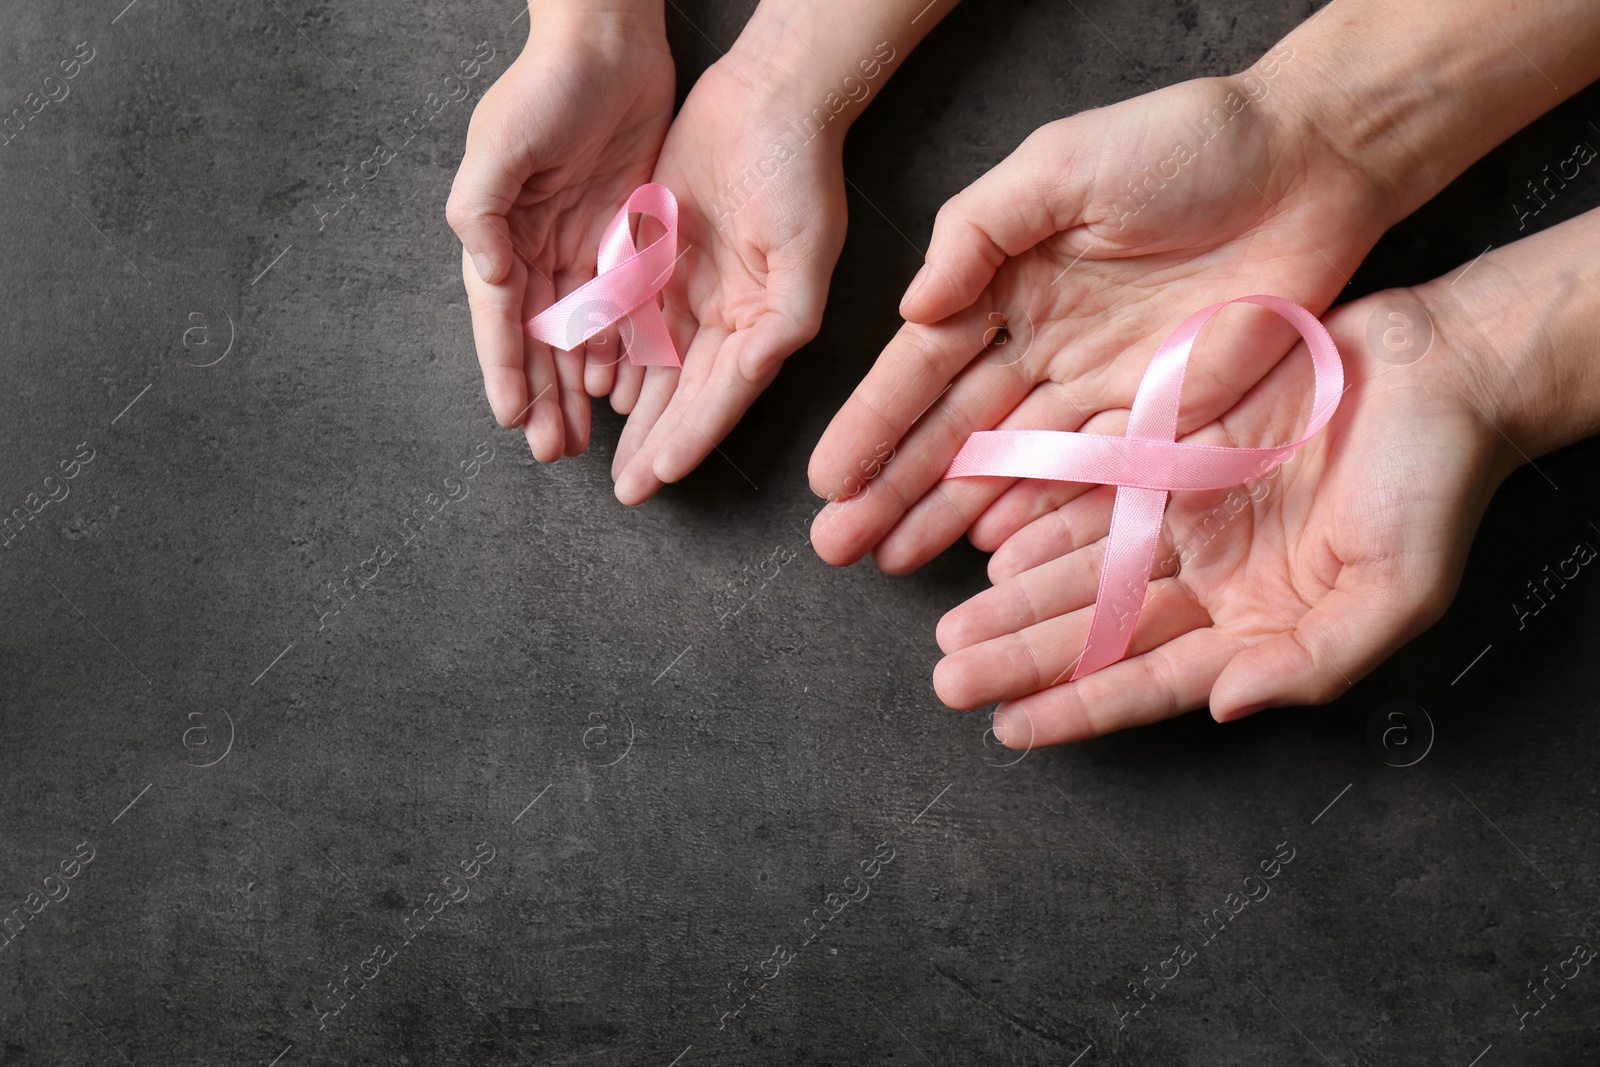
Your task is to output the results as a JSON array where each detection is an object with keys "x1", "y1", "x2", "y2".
[{"x1": 447, "y1": 2, "x2": 674, "y2": 462}]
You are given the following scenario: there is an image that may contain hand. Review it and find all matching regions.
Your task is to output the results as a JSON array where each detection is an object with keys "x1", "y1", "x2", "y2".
[
  {"x1": 807, "y1": 68, "x2": 1395, "y2": 569},
  {"x1": 610, "y1": 57, "x2": 847, "y2": 505},
  {"x1": 447, "y1": 3, "x2": 673, "y2": 462},
  {"x1": 932, "y1": 281, "x2": 1511, "y2": 747}
]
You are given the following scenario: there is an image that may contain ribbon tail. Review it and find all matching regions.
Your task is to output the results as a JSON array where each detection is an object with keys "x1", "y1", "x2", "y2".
[
  {"x1": 1072, "y1": 485, "x2": 1168, "y2": 680},
  {"x1": 623, "y1": 300, "x2": 679, "y2": 368}
]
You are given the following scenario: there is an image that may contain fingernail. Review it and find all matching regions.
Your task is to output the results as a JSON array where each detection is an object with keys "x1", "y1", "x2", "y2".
[
  {"x1": 1216, "y1": 701, "x2": 1270, "y2": 724},
  {"x1": 900, "y1": 264, "x2": 929, "y2": 311},
  {"x1": 614, "y1": 462, "x2": 655, "y2": 507},
  {"x1": 471, "y1": 252, "x2": 493, "y2": 282},
  {"x1": 991, "y1": 709, "x2": 1012, "y2": 747}
]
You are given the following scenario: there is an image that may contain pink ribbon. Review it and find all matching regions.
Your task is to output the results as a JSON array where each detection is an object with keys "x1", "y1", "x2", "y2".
[
  {"x1": 522, "y1": 183, "x2": 681, "y2": 367},
  {"x1": 943, "y1": 295, "x2": 1344, "y2": 680}
]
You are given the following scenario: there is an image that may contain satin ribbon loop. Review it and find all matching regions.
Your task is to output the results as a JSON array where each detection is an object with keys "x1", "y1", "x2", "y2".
[
  {"x1": 943, "y1": 295, "x2": 1344, "y2": 680},
  {"x1": 522, "y1": 183, "x2": 681, "y2": 368}
]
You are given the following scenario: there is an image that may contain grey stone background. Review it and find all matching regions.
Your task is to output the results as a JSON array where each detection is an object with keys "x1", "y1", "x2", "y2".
[{"x1": 2, "y1": 0, "x2": 1599, "y2": 1064}]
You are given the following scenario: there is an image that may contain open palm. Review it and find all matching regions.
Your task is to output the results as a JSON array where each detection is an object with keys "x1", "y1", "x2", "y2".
[
  {"x1": 448, "y1": 16, "x2": 673, "y2": 462},
  {"x1": 932, "y1": 286, "x2": 1506, "y2": 747},
  {"x1": 809, "y1": 75, "x2": 1390, "y2": 570},
  {"x1": 611, "y1": 60, "x2": 846, "y2": 505}
]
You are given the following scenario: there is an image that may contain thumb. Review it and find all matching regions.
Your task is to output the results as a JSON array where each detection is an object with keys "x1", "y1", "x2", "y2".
[
  {"x1": 900, "y1": 121, "x2": 1090, "y2": 324},
  {"x1": 446, "y1": 139, "x2": 522, "y2": 285},
  {"x1": 736, "y1": 255, "x2": 832, "y2": 385},
  {"x1": 1209, "y1": 580, "x2": 1438, "y2": 721}
]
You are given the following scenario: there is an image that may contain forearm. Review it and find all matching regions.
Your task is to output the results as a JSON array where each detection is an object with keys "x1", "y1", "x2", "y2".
[
  {"x1": 1427, "y1": 205, "x2": 1600, "y2": 464},
  {"x1": 723, "y1": 0, "x2": 955, "y2": 147},
  {"x1": 1258, "y1": 0, "x2": 1600, "y2": 229}
]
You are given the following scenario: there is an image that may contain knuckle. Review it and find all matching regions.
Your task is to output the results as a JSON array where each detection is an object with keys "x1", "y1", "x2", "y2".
[
  {"x1": 444, "y1": 190, "x2": 476, "y2": 235},
  {"x1": 742, "y1": 344, "x2": 789, "y2": 385},
  {"x1": 932, "y1": 196, "x2": 966, "y2": 236},
  {"x1": 1306, "y1": 671, "x2": 1347, "y2": 707},
  {"x1": 1009, "y1": 632, "x2": 1047, "y2": 693},
  {"x1": 466, "y1": 287, "x2": 513, "y2": 320}
]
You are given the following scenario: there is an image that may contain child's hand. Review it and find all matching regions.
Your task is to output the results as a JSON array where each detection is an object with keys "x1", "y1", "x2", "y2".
[
  {"x1": 932, "y1": 281, "x2": 1507, "y2": 747},
  {"x1": 447, "y1": 3, "x2": 673, "y2": 462},
  {"x1": 609, "y1": 58, "x2": 847, "y2": 505},
  {"x1": 807, "y1": 72, "x2": 1391, "y2": 567}
]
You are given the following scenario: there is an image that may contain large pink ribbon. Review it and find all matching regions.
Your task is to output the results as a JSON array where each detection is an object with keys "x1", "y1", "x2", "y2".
[
  {"x1": 944, "y1": 295, "x2": 1344, "y2": 680},
  {"x1": 522, "y1": 183, "x2": 681, "y2": 367}
]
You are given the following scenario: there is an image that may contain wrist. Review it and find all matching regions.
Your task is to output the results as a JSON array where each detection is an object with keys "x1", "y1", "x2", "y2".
[
  {"x1": 1405, "y1": 280, "x2": 1532, "y2": 487},
  {"x1": 724, "y1": 11, "x2": 902, "y2": 149},
  {"x1": 1245, "y1": 43, "x2": 1422, "y2": 234},
  {"x1": 529, "y1": 0, "x2": 665, "y2": 54},
  {"x1": 1252, "y1": 0, "x2": 1595, "y2": 231},
  {"x1": 1234, "y1": 52, "x2": 1393, "y2": 244},
  {"x1": 1414, "y1": 222, "x2": 1600, "y2": 470}
]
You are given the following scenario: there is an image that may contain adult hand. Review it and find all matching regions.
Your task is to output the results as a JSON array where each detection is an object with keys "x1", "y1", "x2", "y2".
[
  {"x1": 929, "y1": 277, "x2": 1516, "y2": 746},
  {"x1": 807, "y1": 67, "x2": 1393, "y2": 568},
  {"x1": 610, "y1": 57, "x2": 847, "y2": 504},
  {"x1": 447, "y1": 2, "x2": 673, "y2": 462}
]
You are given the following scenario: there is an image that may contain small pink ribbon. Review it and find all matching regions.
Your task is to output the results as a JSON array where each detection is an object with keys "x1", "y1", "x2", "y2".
[
  {"x1": 522, "y1": 183, "x2": 681, "y2": 367},
  {"x1": 944, "y1": 295, "x2": 1344, "y2": 679}
]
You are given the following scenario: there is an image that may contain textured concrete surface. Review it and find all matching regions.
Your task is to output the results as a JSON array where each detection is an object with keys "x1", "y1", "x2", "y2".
[{"x1": 2, "y1": 1, "x2": 1600, "y2": 1064}]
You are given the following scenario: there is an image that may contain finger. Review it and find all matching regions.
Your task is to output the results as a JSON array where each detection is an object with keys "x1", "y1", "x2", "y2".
[
  {"x1": 734, "y1": 249, "x2": 829, "y2": 386},
  {"x1": 969, "y1": 478, "x2": 1095, "y2": 554},
  {"x1": 654, "y1": 311, "x2": 808, "y2": 485},
  {"x1": 649, "y1": 344, "x2": 764, "y2": 486},
  {"x1": 938, "y1": 535, "x2": 1110, "y2": 654},
  {"x1": 556, "y1": 258, "x2": 619, "y2": 399},
  {"x1": 583, "y1": 323, "x2": 623, "y2": 397},
  {"x1": 900, "y1": 121, "x2": 1089, "y2": 324},
  {"x1": 611, "y1": 359, "x2": 645, "y2": 415},
  {"x1": 987, "y1": 627, "x2": 1241, "y2": 748},
  {"x1": 446, "y1": 130, "x2": 523, "y2": 285},
  {"x1": 1209, "y1": 575, "x2": 1432, "y2": 721},
  {"x1": 587, "y1": 261, "x2": 640, "y2": 400},
  {"x1": 809, "y1": 305, "x2": 995, "y2": 566},
  {"x1": 870, "y1": 376, "x2": 1100, "y2": 575},
  {"x1": 934, "y1": 576, "x2": 1208, "y2": 711},
  {"x1": 938, "y1": 507, "x2": 1151, "y2": 653},
  {"x1": 810, "y1": 302, "x2": 994, "y2": 504},
  {"x1": 614, "y1": 327, "x2": 725, "y2": 503},
  {"x1": 612, "y1": 364, "x2": 679, "y2": 478},
  {"x1": 552, "y1": 269, "x2": 593, "y2": 457},
  {"x1": 461, "y1": 248, "x2": 530, "y2": 428},
  {"x1": 520, "y1": 269, "x2": 564, "y2": 462},
  {"x1": 987, "y1": 485, "x2": 1117, "y2": 584},
  {"x1": 612, "y1": 366, "x2": 680, "y2": 503},
  {"x1": 556, "y1": 346, "x2": 590, "y2": 457},
  {"x1": 642, "y1": 236, "x2": 833, "y2": 478},
  {"x1": 966, "y1": 406, "x2": 1130, "y2": 554}
]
